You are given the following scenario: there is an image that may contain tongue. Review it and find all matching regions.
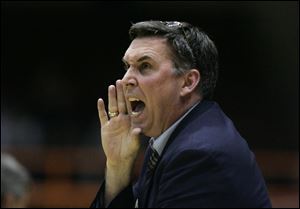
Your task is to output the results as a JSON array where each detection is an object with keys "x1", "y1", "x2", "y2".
[{"x1": 134, "y1": 101, "x2": 145, "y2": 112}]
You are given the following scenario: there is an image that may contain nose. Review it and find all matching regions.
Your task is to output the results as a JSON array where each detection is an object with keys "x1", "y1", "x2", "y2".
[{"x1": 122, "y1": 68, "x2": 138, "y2": 88}]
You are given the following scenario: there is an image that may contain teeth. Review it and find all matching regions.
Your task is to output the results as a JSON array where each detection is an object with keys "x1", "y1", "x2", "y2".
[
  {"x1": 128, "y1": 98, "x2": 140, "y2": 102},
  {"x1": 131, "y1": 111, "x2": 140, "y2": 116}
]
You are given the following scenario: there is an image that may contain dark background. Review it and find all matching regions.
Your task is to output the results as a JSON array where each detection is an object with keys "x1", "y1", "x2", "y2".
[
  {"x1": 1, "y1": 1, "x2": 298, "y2": 150},
  {"x1": 1, "y1": 1, "x2": 299, "y2": 208}
]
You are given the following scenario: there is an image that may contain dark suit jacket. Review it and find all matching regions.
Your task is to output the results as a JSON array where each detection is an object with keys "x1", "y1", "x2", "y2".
[{"x1": 91, "y1": 100, "x2": 272, "y2": 208}]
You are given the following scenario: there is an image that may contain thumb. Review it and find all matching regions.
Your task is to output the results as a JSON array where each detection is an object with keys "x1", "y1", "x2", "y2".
[{"x1": 130, "y1": 127, "x2": 142, "y2": 147}]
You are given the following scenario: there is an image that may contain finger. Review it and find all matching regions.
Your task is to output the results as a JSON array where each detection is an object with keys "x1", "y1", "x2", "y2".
[
  {"x1": 97, "y1": 98, "x2": 108, "y2": 125},
  {"x1": 122, "y1": 81, "x2": 132, "y2": 114},
  {"x1": 116, "y1": 80, "x2": 127, "y2": 114},
  {"x1": 108, "y1": 85, "x2": 118, "y2": 113}
]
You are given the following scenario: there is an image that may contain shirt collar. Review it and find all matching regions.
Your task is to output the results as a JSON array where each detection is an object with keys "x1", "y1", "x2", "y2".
[{"x1": 150, "y1": 101, "x2": 200, "y2": 156}]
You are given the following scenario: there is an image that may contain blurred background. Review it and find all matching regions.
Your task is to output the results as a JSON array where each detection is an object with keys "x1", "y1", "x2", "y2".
[{"x1": 1, "y1": 1, "x2": 298, "y2": 208}]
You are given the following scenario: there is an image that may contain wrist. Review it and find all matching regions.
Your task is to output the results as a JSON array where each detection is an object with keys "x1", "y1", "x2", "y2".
[
  {"x1": 106, "y1": 163, "x2": 132, "y2": 181},
  {"x1": 104, "y1": 163, "x2": 133, "y2": 206}
]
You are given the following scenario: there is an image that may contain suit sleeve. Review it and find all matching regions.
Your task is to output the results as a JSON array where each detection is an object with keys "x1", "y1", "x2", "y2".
[{"x1": 90, "y1": 180, "x2": 135, "y2": 208}]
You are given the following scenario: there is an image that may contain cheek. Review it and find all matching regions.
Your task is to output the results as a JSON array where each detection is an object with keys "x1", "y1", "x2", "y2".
[
  {"x1": 139, "y1": 69, "x2": 180, "y2": 107},
  {"x1": 144, "y1": 78, "x2": 180, "y2": 108},
  {"x1": 142, "y1": 77, "x2": 169, "y2": 99}
]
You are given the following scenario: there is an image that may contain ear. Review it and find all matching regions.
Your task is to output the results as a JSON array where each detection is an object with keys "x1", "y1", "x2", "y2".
[{"x1": 180, "y1": 69, "x2": 200, "y2": 97}]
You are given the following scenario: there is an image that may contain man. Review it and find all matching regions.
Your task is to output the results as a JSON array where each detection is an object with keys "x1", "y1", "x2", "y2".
[
  {"x1": 1, "y1": 152, "x2": 32, "y2": 208},
  {"x1": 91, "y1": 20, "x2": 272, "y2": 208}
]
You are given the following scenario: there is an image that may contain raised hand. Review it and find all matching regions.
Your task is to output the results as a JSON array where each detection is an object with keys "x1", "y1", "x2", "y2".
[{"x1": 97, "y1": 79, "x2": 142, "y2": 169}]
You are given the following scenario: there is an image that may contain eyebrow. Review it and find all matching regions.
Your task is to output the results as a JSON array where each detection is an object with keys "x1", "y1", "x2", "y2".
[{"x1": 122, "y1": 55, "x2": 152, "y2": 64}]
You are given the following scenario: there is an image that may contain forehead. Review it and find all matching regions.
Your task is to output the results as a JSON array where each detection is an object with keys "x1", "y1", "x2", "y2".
[{"x1": 123, "y1": 37, "x2": 172, "y2": 63}]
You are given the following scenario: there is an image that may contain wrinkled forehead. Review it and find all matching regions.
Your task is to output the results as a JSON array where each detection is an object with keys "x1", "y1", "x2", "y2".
[{"x1": 123, "y1": 37, "x2": 173, "y2": 63}]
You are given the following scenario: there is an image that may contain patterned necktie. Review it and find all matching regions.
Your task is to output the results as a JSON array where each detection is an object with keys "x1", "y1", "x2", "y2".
[
  {"x1": 147, "y1": 140, "x2": 160, "y2": 171},
  {"x1": 139, "y1": 139, "x2": 160, "y2": 207}
]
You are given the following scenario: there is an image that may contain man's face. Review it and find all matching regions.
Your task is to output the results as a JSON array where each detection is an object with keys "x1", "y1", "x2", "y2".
[{"x1": 122, "y1": 37, "x2": 184, "y2": 137}]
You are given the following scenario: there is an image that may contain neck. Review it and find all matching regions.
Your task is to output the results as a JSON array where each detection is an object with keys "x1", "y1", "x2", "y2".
[{"x1": 160, "y1": 94, "x2": 202, "y2": 136}]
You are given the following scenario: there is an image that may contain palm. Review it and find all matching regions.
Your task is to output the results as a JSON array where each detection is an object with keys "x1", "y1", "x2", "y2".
[{"x1": 101, "y1": 114, "x2": 140, "y2": 166}]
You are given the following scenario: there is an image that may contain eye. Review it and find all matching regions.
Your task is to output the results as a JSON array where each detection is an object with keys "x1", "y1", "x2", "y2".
[{"x1": 139, "y1": 62, "x2": 151, "y2": 73}]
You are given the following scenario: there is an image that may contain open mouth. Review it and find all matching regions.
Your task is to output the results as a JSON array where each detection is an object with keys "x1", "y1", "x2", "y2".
[{"x1": 129, "y1": 98, "x2": 145, "y2": 116}]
